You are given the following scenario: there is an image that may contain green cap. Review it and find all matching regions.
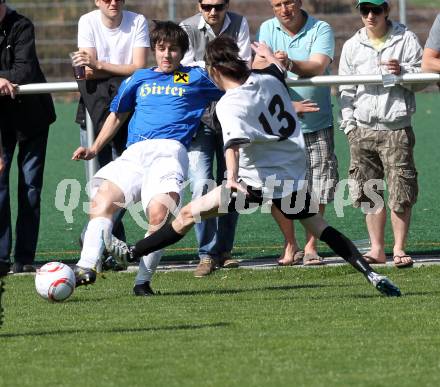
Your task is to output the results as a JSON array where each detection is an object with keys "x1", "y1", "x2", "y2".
[{"x1": 357, "y1": 0, "x2": 388, "y2": 7}]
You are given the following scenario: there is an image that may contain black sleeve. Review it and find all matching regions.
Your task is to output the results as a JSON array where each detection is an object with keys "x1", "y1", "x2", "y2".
[
  {"x1": 0, "y1": 18, "x2": 40, "y2": 84},
  {"x1": 252, "y1": 63, "x2": 287, "y2": 86},
  {"x1": 223, "y1": 138, "x2": 251, "y2": 151}
]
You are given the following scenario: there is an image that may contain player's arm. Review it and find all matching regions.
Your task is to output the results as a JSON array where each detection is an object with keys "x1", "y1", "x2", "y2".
[
  {"x1": 224, "y1": 145, "x2": 247, "y2": 194},
  {"x1": 72, "y1": 112, "x2": 130, "y2": 160},
  {"x1": 74, "y1": 47, "x2": 149, "y2": 80}
]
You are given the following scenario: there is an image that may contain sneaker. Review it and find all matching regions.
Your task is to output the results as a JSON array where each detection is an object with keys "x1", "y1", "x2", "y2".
[
  {"x1": 12, "y1": 262, "x2": 36, "y2": 273},
  {"x1": 219, "y1": 252, "x2": 239, "y2": 269},
  {"x1": 74, "y1": 266, "x2": 97, "y2": 287},
  {"x1": 106, "y1": 236, "x2": 133, "y2": 269},
  {"x1": 194, "y1": 257, "x2": 216, "y2": 278},
  {"x1": 368, "y1": 273, "x2": 401, "y2": 297},
  {"x1": 133, "y1": 281, "x2": 155, "y2": 296}
]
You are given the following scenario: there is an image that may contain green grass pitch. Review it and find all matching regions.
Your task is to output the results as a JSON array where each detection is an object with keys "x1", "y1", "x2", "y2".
[{"x1": 1, "y1": 266, "x2": 440, "y2": 386}]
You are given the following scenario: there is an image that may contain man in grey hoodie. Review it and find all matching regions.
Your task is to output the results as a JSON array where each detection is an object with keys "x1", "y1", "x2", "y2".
[{"x1": 338, "y1": 0, "x2": 423, "y2": 268}]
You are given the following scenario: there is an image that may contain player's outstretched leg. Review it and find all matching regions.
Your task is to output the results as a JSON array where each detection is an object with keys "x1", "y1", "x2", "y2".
[
  {"x1": 319, "y1": 226, "x2": 401, "y2": 297},
  {"x1": 108, "y1": 222, "x2": 185, "y2": 265},
  {"x1": 109, "y1": 187, "x2": 223, "y2": 264},
  {"x1": 300, "y1": 215, "x2": 401, "y2": 297}
]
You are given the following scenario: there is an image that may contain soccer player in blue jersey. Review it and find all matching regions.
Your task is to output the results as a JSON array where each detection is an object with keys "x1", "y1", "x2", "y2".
[
  {"x1": 71, "y1": 21, "x2": 223, "y2": 296},
  {"x1": 108, "y1": 36, "x2": 401, "y2": 297}
]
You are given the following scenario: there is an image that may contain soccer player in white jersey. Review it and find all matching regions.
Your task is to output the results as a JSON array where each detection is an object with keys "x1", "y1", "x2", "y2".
[{"x1": 108, "y1": 36, "x2": 401, "y2": 297}]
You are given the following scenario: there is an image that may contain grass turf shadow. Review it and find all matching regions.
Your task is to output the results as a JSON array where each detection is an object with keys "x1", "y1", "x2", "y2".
[
  {"x1": 0, "y1": 321, "x2": 231, "y2": 339},
  {"x1": 158, "y1": 283, "x2": 330, "y2": 297}
]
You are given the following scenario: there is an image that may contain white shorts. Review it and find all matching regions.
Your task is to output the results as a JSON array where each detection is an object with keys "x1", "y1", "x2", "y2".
[{"x1": 91, "y1": 139, "x2": 188, "y2": 210}]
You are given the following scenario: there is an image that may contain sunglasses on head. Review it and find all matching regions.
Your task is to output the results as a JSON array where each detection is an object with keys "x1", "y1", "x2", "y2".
[
  {"x1": 359, "y1": 5, "x2": 384, "y2": 16},
  {"x1": 200, "y1": 3, "x2": 227, "y2": 12}
]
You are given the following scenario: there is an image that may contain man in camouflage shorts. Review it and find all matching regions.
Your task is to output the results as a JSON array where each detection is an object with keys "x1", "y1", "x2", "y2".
[
  {"x1": 339, "y1": 0, "x2": 422, "y2": 268},
  {"x1": 348, "y1": 127, "x2": 417, "y2": 215}
]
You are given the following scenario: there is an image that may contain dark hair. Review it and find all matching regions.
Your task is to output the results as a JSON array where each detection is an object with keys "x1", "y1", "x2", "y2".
[
  {"x1": 204, "y1": 36, "x2": 249, "y2": 81},
  {"x1": 150, "y1": 20, "x2": 189, "y2": 55}
]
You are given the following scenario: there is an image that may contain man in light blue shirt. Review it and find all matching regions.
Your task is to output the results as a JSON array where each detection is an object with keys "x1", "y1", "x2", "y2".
[{"x1": 255, "y1": 0, "x2": 338, "y2": 266}]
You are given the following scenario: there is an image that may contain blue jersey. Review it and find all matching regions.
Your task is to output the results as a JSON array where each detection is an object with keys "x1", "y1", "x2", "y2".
[{"x1": 110, "y1": 65, "x2": 223, "y2": 148}]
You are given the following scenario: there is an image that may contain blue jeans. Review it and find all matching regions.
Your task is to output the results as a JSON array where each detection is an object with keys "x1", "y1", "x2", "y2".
[
  {"x1": 188, "y1": 124, "x2": 239, "y2": 260},
  {"x1": 80, "y1": 128, "x2": 126, "y2": 241},
  {"x1": 0, "y1": 130, "x2": 49, "y2": 265}
]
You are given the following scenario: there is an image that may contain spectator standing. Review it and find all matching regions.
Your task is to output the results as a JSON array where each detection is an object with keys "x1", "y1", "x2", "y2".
[
  {"x1": 422, "y1": 14, "x2": 440, "y2": 73},
  {"x1": 72, "y1": 0, "x2": 150, "y2": 264},
  {"x1": 256, "y1": 0, "x2": 338, "y2": 266},
  {"x1": 338, "y1": 0, "x2": 423, "y2": 267},
  {"x1": 0, "y1": 0, "x2": 56, "y2": 273},
  {"x1": 178, "y1": 0, "x2": 252, "y2": 277}
]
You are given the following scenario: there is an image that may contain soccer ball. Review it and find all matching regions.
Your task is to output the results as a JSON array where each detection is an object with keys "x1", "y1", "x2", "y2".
[{"x1": 35, "y1": 262, "x2": 76, "y2": 302}]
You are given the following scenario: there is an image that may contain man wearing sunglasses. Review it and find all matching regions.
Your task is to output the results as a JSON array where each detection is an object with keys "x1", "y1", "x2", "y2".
[
  {"x1": 255, "y1": 0, "x2": 337, "y2": 267},
  {"x1": 174, "y1": 0, "x2": 251, "y2": 277},
  {"x1": 338, "y1": 0, "x2": 423, "y2": 268},
  {"x1": 72, "y1": 0, "x2": 150, "y2": 269}
]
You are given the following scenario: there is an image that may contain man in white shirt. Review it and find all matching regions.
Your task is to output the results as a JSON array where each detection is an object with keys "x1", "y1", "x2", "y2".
[{"x1": 74, "y1": 0, "x2": 149, "y2": 79}]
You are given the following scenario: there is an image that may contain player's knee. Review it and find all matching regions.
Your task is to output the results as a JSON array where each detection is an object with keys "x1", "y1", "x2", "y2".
[{"x1": 89, "y1": 197, "x2": 115, "y2": 217}]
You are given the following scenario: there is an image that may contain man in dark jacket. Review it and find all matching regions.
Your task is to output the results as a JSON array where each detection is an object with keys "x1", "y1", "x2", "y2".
[{"x1": 0, "y1": 0, "x2": 56, "y2": 274}]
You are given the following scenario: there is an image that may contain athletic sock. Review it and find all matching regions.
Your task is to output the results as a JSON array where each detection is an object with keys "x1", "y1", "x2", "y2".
[
  {"x1": 135, "y1": 250, "x2": 164, "y2": 285},
  {"x1": 77, "y1": 217, "x2": 113, "y2": 269},
  {"x1": 319, "y1": 226, "x2": 374, "y2": 277},
  {"x1": 132, "y1": 223, "x2": 185, "y2": 259}
]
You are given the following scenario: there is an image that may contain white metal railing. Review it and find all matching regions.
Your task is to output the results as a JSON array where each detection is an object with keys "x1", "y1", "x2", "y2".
[
  {"x1": 15, "y1": 73, "x2": 440, "y2": 178},
  {"x1": 17, "y1": 73, "x2": 440, "y2": 94}
]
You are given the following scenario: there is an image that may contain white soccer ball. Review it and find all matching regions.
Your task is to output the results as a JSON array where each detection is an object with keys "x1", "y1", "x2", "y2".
[{"x1": 35, "y1": 262, "x2": 76, "y2": 302}]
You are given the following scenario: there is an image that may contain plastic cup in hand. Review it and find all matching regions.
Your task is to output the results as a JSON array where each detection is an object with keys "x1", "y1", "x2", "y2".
[
  {"x1": 380, "y1": 60, "x2": 397, "y2": 88},
  {"x1": 352, "y1": 239, "x2": 371, "y2": 254},
  {"x1": 69, "y1": 52, "x2": 86, "y2": 80}
]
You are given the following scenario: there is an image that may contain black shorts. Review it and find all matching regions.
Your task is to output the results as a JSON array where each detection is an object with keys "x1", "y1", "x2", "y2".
[{"x1": 225, "y1": 185, "x2": 317, "y2": 220}]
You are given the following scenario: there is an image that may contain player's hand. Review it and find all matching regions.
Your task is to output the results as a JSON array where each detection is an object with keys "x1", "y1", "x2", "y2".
[
  {"x1": 293, "y1": 99, "x2": 320, "y2": 118},
  {"x1": 382, "y1": 59, "x2": 401, "y2": 75},
  {"x1": 0, "y1": 78, "x2": 18, "y2": 99},
  {"x1": 72, "y1": 146, "x2": 96, "y2": 160},
  {"x1": 226, "y1": 180, "x2": 248, "y2": 195}
]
